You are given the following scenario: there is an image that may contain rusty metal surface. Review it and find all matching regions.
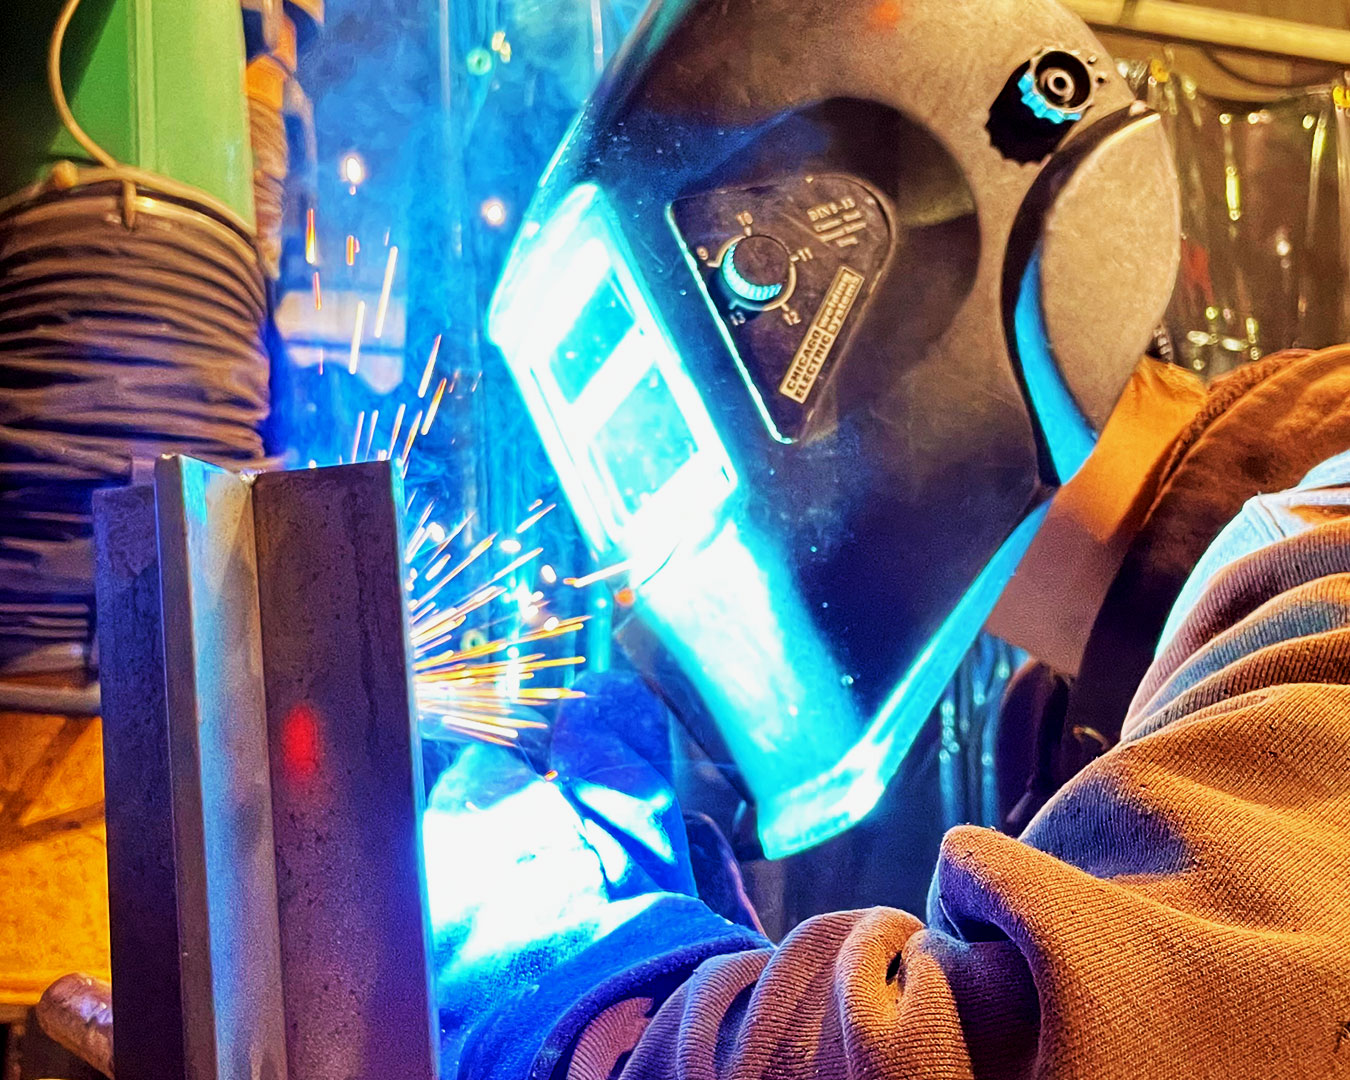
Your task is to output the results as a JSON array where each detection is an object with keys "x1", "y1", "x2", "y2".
[
  {"x1": 252, "y1": 462, "x2": 438, "y2": 1080},
  {"x1": 152, "y1": 457, "x2": 288, "y2": 1080},
  {"x1": 91, "y1": 483, "x2": 182, "y2": 1079}
]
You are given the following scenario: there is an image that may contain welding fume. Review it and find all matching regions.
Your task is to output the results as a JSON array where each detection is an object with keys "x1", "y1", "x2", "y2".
[{"x1": 7, "y1": 0, "x2": 1350, "y2": 1076}]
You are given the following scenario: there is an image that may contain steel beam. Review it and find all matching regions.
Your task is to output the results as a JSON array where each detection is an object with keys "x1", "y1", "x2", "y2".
[
  {"x1": 252, "y1": 462, "x2": 438, "y2": 1080},
  {"x1": 92, "y1": 483, "x2": 187, "y2": 1080},
  {"x1": 95, "y1": 458, "x2": 437, "y2": 1079},
  {"x1": 152, "y1": 456, "x2": 290, "y2": 1080}
]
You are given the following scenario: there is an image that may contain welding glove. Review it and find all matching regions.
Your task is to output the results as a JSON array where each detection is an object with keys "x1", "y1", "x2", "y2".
[{"x1": 427, "y1": 672, "x2": 764, "y2": 1076}]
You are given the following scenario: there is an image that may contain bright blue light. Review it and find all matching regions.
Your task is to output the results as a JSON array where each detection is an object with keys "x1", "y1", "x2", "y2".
[
  {"x1": 423, "y1": 751, "x2": 657, "y2": 964},
  {"x1": 489, "y1": 184, "x2": 737, "y2": 576},
  {"x1": 1014, "y1": 251, "x2": 1096, "y2": 484},
  {"x1": 633, "y1": 520, "x2": 858, "y2": 825},
  {"x1": 573, "y1": 781, "x2": 676, "y2": 865}
]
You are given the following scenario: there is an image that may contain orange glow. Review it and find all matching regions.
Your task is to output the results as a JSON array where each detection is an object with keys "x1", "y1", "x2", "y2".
[{"x1": 869, "y1": 0, "x2": 903, "y2": 29}]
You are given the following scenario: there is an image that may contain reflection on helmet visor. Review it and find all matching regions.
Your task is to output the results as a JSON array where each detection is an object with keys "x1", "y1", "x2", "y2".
[{"x1": 490, "y1": 184, "x2": 736, "y2": 568}]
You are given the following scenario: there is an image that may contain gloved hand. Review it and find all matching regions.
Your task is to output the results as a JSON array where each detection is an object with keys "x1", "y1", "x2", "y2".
[{"x1": 425, "y1": 672, "x2": 710, "y2": 1074}]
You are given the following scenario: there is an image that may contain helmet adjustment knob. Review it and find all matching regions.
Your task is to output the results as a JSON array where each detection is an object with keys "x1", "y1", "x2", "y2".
[{"x1": 719, "y1": 234, "x2": 794, "y2": 309}]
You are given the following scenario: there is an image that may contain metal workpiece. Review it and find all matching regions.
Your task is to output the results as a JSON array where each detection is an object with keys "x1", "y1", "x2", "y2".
[
  {"x1": 92, "y1": 483, "x2": 187, "y2": 1080},
  {"x1": 94, "y1": 457, "x2": 438, "y2": 1079},
  {"x1": 153, "y1": 456, "x2": 290, "y2": 1080},
  {"x1": 252, "y1": 462, "x2": 438, "y2": 1080}
]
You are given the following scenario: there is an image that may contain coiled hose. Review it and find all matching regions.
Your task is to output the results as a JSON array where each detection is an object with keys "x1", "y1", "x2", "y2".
[
  {"x1": 0, "y1": 0, "x2": 272, "y2": 683},
  {"x1": 0, "y1": 183, "x2": 272, "y2": 673}
]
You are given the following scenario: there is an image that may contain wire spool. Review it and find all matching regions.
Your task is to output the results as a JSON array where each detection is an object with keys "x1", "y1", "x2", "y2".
[
  {"x1": 247, "y1": 16, "x2": 297, "y2": 280},
  {"x1": 249, "y1": 88, "x2": 290, "y2": 279},
  {"x1": 0, "y1": 179, "x2": 272, "y2": 673}
]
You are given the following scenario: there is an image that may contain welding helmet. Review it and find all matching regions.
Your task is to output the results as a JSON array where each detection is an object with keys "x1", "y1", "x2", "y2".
[{"x1": 488, "y1": 0, "x2": 1181, "y2": 858}]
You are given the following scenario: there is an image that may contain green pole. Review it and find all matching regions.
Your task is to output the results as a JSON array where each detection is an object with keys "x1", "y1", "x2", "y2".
[{"x1": 0, "y1": 0, "x2": 256, "y2": 228}]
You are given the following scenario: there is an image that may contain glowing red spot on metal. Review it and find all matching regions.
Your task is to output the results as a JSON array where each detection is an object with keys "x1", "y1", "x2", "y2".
[{"x1": 282, "y1": 702, "x2": 322, "y2": 779}]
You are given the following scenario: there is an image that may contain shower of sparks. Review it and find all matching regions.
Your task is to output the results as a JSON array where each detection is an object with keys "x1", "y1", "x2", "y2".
[
  {"x1": 316, "y1": 203, "x2": 583, "y2": 746},
  {"x1": 402, "y1": 501, "x2": 588, "y2": 744}
]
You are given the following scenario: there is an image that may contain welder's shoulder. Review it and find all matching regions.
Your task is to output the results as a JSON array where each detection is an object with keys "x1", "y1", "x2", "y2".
[
  {"x1": 919, "y1": 493, "x2": 1350, "y2": 1077},
  {"x1": 1156, "y1": 447, "x2": 1350, "y2": 654}
]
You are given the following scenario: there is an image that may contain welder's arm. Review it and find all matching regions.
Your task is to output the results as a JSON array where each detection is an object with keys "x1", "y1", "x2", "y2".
[
  {"x1": 431, "y1": 675, "x2": 768, "y2": 1077},
  {"x1": 481, "y1": 453, "x2": 1350, "y2": 1080}
]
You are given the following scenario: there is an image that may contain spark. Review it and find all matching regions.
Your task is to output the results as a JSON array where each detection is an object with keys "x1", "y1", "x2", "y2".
[
  {"x1": 403, "y1": 499, "x2": 438, "y2": 562},
  {"x1": 419, "y1": 336, "x2": 441, "y2": 398},
  {"x1": 312, "y1": 271, "x2": 323, "y2": 311},
  {"x1": 400, "y1": 409, "x2": 423, "y2": 469},
  {"x1": 564, "y1": 561, "x2": 630, "y2": 589},
  {"x1": 362, "y1": 409, "x2": 379, "y2": 462},
  {"x1": 346, "y1": 234, "x2": 359, "y2": 265},
  {"x1": 422, "y1": 378, "x2": 447, "y2": 435},
  {"x1": 305, "y1": 208, "x2": 318, "y2": 264},
  {"x1": 348, "y1": 300, "x2": 366, "y2": 374},
  {"x1": 350, "y1": 411, "x2": 365, "y2": 464},
  {"x1": 341, "y1": 152, "x2": 367, "y2": 187},
  {"x1": 486, "y1": 547, "x2": 544, "y2": 588},
  {"x1": 387, "y1": 403, "x2": 406, "y2": 458},
  {"x1": 374, "y1": 246, "x2": 399, "y2": 338},
  {"x1": 515, "y1": 503, "x2": 555, "y2": 534}
]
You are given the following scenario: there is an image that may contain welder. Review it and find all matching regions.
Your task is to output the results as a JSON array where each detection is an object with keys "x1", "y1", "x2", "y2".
[{"x1": 430, "y1": 0, "x2": 1350, "y2": 1075}]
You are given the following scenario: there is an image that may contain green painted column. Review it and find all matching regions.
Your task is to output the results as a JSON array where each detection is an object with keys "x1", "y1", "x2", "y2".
[{"x1": 0, "y1": 0, "x2": 256, "y2": 227}]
